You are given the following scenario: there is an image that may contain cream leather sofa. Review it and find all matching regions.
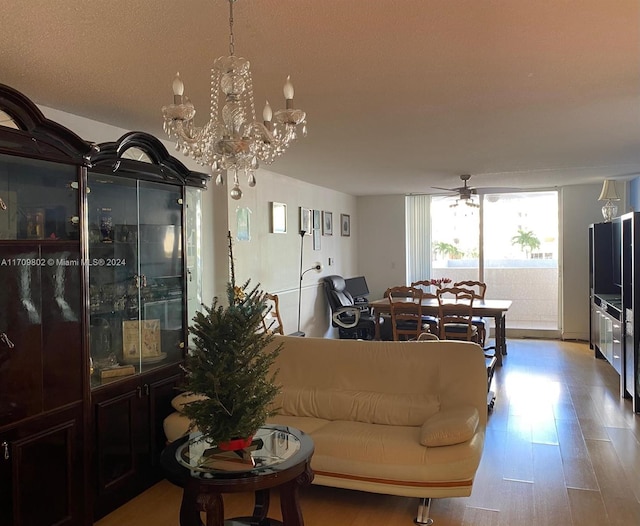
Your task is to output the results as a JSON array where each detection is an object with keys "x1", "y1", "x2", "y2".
[{"x1": 164, "y1": 336, "x2": 488, "y2": 524}]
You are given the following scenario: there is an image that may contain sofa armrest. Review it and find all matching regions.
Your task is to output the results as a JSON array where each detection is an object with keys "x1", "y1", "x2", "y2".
[{"x1": 419, "y1": 405, "x2": 480, "y2": 447}]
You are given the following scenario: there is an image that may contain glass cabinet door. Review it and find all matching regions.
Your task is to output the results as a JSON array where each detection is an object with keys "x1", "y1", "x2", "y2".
[
  {"x1": 88, "y1": 174, "x2": 184, "y2": 387},
  {"x1": 0, "y1": 154, "x2": 81, "y2": 425},
  {"x1": 0, "y1": 153, "x2": 79, "y2": 241},
  {"x1": 137, "y1": 180, "x2": 184, "y2": 368}
]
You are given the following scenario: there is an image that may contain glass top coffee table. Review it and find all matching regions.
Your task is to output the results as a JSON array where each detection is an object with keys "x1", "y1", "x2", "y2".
[{"x1": 161, "y1": 424, "x2": 314, "y2": 526}]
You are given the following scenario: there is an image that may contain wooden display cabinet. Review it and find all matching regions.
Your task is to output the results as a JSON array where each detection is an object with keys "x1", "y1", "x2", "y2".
[
  {"x1": 0, "y1": 84, "x2": 90, "y2": 526},
  {"x1": 0, "y1": 84, "x2": 209, "y2": 525},
  {"x1": 87, "y1": 133, "x2": 208, "y2": 519}
]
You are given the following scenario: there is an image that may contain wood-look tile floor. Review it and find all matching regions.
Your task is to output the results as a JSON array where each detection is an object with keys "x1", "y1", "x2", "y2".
[{"x1": 97, "y1": 339, "x2": 640, "y2": 526}]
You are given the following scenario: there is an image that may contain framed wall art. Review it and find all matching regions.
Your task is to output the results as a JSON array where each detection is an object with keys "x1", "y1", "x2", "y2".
[
  {"x1": 236, "y1": 207, "x2": 251, "y2": 241},
  {"x1": 299, "y1": 207, "x2": 311, "y2": 234},
  {"x1": 270, "y1": 202, "x2": 287, "y2": 233},
  {"x1": 340, "y1": 214, "x2": 350, "y2": 237},
  {"x1": 313, "y1": 228, "x2": 321, "y2": 250},
  {"x1": 322, "y1": 211, "x2": 333, "y2": 235}
]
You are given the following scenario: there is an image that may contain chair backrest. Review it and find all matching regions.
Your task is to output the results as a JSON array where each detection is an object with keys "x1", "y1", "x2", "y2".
[
  {"x1": 453, "y1": 280, "x2": 487, "y2": 300},
  {"x1": 386, "y1": 286, "x2": 424, "y2": 341},
  {"x1": 323, "y1": 275, "x2": 355, "y2": 312},
  {"x1": 410, "y1": 280, "x2": 439, "y2": 300},
  {"x1": 261, "y1": 293, "x2": 284, "y2": 335},
  {"x1": 323, "y1": 275, "x2": 355, "y2": 329},
  {"x1": 436, "y1": 286, "x2": 476, "y2": 341}
]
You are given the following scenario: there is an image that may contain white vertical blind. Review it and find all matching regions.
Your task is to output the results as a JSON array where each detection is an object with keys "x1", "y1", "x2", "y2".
[{"x1": 405, "y1": 195, "x2": 431, "y2": 284}]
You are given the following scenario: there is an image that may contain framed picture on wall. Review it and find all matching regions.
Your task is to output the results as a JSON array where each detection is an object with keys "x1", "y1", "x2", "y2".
[
  {"x1": 236, "y1": 207, "x2": 251, "y2": 241},
  {"x1": 322, "y1": 211, "x2": 333, "y2": 235},
  {"x1": 299, "y1": 207, "x2": 311, "y2": 234},
  {"x1": 313, "y1": 228, "x2": 321, "y2": 250},
  {"x1": 270, "y1": 202, "x2": 287, "y2": 233},
  {"x1": 340, "y1": 214, "x2": 350, "y2": 237},
  {"x1": 313, "y1": 209, "x2": 321, "y2": 230}
]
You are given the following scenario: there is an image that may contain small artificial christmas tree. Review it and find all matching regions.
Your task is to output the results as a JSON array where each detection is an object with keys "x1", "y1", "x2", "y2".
[{"x1": 181, "y1": 231, "x2": 281, "y2": 446}]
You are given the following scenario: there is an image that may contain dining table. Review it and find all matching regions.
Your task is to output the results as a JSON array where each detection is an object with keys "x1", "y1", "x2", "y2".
[{"x1": 368, "y1": 297, "x2": 512, "y2": 366}]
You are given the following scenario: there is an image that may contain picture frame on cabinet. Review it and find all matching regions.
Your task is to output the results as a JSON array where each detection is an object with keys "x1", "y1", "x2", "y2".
[
  {"x1": 271, "y1": 202, "x2": 287, "y2": 234},
  {"x1": 322, "y1": 211, "x2": 333, "y2": 236},
  {"x1": 341, "y1": 214, "x2": 350, "y2": 237}
]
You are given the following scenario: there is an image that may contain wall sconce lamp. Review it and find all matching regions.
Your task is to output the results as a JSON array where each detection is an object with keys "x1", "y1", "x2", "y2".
[
  {"x1": 598, "y1": 180, "x2": 621, "y2": 222},
  {"x1": 297, "y1": 230, "x2": 323, "y2": 334}
]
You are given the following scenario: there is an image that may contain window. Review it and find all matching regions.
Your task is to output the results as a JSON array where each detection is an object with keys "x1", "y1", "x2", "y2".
[{"x1": 407, "y1": 191, "x2": 559, "y2": 331}]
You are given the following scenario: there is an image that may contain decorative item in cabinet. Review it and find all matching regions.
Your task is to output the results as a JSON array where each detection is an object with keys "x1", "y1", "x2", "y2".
[
  {"x1": 24, "y1": 206, "x2": 45, "y2": 239},
  {"x1": 99, "y1": 207, "x2": 113, "y2": 243},
  {"x1": 121, "y1": 319, "x2": 165, "y2": 365}
]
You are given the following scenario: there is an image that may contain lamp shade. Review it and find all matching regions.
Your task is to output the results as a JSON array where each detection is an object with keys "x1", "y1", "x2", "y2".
[{"x1": 598, "y1": 180, "x2": 620, "y2": 201}]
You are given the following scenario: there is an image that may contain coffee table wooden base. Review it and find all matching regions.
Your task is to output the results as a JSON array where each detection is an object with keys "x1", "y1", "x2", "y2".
[
  {"x1": 162, "y1": 426, "x2": 314, "y2": 526},
  {"x1": 178, "y1": 461, "x2": 313, "y2": 526}
]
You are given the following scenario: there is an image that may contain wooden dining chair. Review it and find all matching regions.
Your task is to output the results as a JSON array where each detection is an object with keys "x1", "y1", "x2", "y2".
[
  {"x1": 386, "y1": 286, "x2": 428, "y2": 341},
  {"x1": 436, "y1": 286, "x2": 478, "y2": 342},
  {"x1": 261, "y1": 293, "x2": 284, "y2": 335},
  {"x1": 410, "y1": 280, "x2": 440, "y2": 335},
  {"x1": 454, "y1": 280, "x2": 488, "y2": 346},
  {"x1": 438, "y1": 286, "x2": 496, "y2": 405}
]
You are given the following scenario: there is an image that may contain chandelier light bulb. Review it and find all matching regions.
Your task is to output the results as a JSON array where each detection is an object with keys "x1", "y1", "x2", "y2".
[
  {"x1": 262, "y1": 101, "x2": 273, "y2": 122},
  {"x1": 283, "y1": 76, "x2": 294, "y2": 100},
  {"x1": 172, "y1": 73, "x2": 184, "y2": 96}
]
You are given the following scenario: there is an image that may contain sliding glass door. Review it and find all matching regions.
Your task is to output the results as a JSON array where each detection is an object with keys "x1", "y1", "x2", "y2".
[{"x1": 407, "y1": 190, "x2": 559, "y2": 331}]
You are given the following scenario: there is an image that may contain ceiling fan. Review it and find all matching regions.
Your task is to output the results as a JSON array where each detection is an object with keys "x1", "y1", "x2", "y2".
[{"x1": 432, "y1": 174, "x2": 518, "y2": 207}]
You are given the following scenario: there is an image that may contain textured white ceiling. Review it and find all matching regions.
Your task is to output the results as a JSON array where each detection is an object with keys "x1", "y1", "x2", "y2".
[{"x1": 0, "y1": 0, "x2": 638, "y2": 195}]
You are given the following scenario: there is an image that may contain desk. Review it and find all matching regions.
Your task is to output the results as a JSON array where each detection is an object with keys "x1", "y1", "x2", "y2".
[
  {"x1": 161, "y1": 425, "x2": 314, "y2": 526},
  {"x1": 369, "y1": 297, "x2": 512, "y2": 366}
]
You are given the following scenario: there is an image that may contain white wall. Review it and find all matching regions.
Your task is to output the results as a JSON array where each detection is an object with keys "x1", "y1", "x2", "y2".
[
  {"x1": 227, "y1": 170, "x2": 358, "y2": 337},
  {"x1": 357, "y1": 195, "x2": 408, "y2": 299}
]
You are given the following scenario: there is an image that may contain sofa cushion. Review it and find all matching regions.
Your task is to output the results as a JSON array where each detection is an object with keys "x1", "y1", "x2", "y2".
[
  {"x1": 274, "y1": 387, "x2": 440, "y2": 426},
  {"x1": 419, "y1": 405, "x2": 479, "y2": 447},
  {"x1": 308, "y1": 420, "x2": 484, "y2": 483}
]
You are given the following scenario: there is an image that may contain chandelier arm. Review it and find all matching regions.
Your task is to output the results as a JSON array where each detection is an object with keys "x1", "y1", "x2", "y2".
[{"x1": 171, "y1": 120, "x2": 211, "y2": 147}]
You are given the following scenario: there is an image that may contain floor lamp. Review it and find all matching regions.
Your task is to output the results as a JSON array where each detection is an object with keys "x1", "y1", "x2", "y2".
[{"x1": 297, "y1": 229, "x2": 322, "y2": 335}]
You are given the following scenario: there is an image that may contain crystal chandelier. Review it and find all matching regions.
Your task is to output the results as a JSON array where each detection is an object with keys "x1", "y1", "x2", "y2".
[{"x1": 162, "y1": 0, "x2": 307, "y2": 200}]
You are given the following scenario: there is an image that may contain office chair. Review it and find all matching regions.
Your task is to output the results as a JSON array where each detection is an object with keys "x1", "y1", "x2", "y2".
[{"x1": 322, "y1": 275, "x2": 379, "y2": 339}]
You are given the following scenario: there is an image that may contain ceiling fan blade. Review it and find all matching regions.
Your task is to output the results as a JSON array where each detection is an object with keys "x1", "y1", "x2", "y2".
[
  {"x1": 474, "y1": 186, "x2": 522, "y2": 195},
  {"x1": 431, "y1": 185, "x2": 459, "y2": 192}
]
